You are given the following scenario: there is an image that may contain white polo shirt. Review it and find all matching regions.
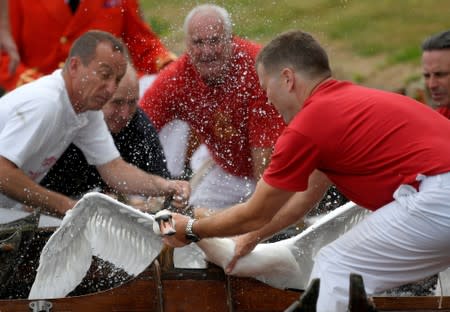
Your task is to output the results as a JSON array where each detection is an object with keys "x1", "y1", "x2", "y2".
[{"x1": 0, "y1": 69, "x2": 119, "y2": 210}]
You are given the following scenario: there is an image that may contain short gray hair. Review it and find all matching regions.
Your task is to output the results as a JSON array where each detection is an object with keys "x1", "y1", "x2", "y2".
[
  {"x1": 421, "y1": 29, "x2": 450, "y2": 51},
  {"x1": 183, "y1": 4, "x2": 232, "y2": 38}
]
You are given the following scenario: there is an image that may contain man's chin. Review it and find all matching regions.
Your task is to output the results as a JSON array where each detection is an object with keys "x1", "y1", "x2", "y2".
[
  {"x1": 109, "y1": 124, "x2": 126, "y2": 134},
  {"x1": 433, "y1": 98, "x2": 449, "y2": 107},
  {"x1": 200, "y1": 72, "x2": 225, "y2": 85}
]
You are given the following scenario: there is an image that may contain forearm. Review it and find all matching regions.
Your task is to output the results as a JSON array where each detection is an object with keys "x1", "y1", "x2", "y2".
[
  {"x1": 194, "y1": 180, "x2": 294, "y2": 239},
  {"x1": 0, "y1": 0, "x2": 8, "y2": 28},
  {"x1": 244, "y1": 170, "x2": 331, "y2": 242},
  {"x1": 0, "y1": 0, "x2": 19, "y2": 76},
  {"x1": 98, "y1": 158, "x2": 171, "y2": 197},
  {"x1": 0, "y1": 159, "x2": 75, "y2": 215},
  {"x1": 251, "y1": 147, "x2": 272, "y2": 180}
]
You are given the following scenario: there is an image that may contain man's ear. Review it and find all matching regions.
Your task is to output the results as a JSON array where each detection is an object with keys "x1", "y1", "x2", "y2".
[
  {"x1": 281, "y1": 67, "x2": 295, "y2": 91},
  {"x1": 67, "y1": 57, "x2": 81, "y2": 76}
]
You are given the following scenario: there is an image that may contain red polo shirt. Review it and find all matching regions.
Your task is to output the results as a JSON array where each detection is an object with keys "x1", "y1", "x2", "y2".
[{"x1": 264, "y1": 79, "x2": 450, "y2": 210}]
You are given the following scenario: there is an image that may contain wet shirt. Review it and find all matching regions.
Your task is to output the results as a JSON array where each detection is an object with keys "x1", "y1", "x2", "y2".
[
  {"x1": 41, "y1": 109, "x2": 170, "y2": 198},
  {"x1": 140, "y1": 37, "x2": 285, "y2": 178},
  {"x1": 263, "y1": 79, "x2": 450, "y2": 210}
]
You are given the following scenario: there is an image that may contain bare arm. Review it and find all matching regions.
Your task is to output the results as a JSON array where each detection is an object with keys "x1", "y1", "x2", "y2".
[
  {"x1": 97, "y1": 157, "x2": 190, "y2": 204},
  {"x1": 251, "y1": 147, "x2": 273, "y2": 180},
  {"x1": 167, "y1": 170, "x2": 330, "y2": 248},
  {"x1": 0, "y1": 156, "x2": 75, "y2": 215},
  {"x1": 241, "y1": 170, "x2": 331, "y2": 243},
  {"x1": 0, "y1": 0, "x2": 19, "y2": 74},
  {"x1": 224, "y1": 170, "x2": 331, "y2": 272},
  {"x1": 167, "y1": 173, "x2": 295, "y2": 246}
]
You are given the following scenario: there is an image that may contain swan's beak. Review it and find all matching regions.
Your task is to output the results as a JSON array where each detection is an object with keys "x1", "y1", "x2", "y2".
[{"x1": 155, "y1": 213, "x2": 176, "y2": 236}]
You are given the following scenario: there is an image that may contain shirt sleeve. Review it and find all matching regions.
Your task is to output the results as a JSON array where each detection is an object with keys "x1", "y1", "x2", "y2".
[
  {"x1": 0, "y1": 98, "x2": 56, "y2": 167},
  {"x1": 263, "y1": 128, "x2": 319, "y2": 192}
]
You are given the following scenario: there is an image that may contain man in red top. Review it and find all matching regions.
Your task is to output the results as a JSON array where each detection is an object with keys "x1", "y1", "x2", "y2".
[
  {"x1": 421, "y1": 29, "x2": 450, "y2": 119},
  {"x1": 0, "y1": 0, "x2": 175, "y2": 91},
  {"x1": 140, "y1": 4, "x2": 285, "y2": 211},
  {"x1": 165, "y1": 31, "x2": 450, "y2": 311}
]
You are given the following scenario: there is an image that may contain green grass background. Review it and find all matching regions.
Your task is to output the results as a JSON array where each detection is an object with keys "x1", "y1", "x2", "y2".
[{"x1": 140, "y1": 0, "x2": 450, "y2": 89}]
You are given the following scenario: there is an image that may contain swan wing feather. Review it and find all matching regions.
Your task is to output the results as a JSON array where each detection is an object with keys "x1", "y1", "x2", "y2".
[{"x1": 29, "y1": 192, "x2": 162, "y2": 299}]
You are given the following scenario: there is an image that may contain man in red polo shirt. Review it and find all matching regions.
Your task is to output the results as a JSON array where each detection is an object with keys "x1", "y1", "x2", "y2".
[
  {"x1": 140, "y1": 4, "x2": 285, "y2": 211},
  {"x1": 421, "y1": 29, "x2": 450, "y2": 119},
  {"x1": 165, "y1": 30, "x2": 450, "y2": 311}
]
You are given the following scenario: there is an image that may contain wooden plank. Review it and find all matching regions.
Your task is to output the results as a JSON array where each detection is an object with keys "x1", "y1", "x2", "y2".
[
  {"x1": 228, "y1": 276, "x2": 301, "y2": 312},
  {"x1": 162, "y1": 279, "x2": 229, "y2": 311},
  {"x1": 373, "y1": 296, "x2": 450, "y2": 311},
  {"x1": 0, "y1": 278, "x2": 159, "y2": 312}
]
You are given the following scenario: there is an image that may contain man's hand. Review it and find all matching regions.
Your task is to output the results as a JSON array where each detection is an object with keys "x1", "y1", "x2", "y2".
[
  {"x1": 0, "y1": 28, "x2": 20, "y2": 74},
  {"x1": 161, "y1": 212, "x2": 191, "y2": 247},
  {"x1": 226, "y1": 232, "x2": 260, "y2": 274},
  {"x1": 167, "y1": 180, "x2": 191, "y2": 209}
]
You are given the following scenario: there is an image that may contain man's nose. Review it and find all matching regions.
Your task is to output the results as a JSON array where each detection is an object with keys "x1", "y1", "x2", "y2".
[
  {"x1": 202, "y1": 43, "x2": 217, "y2": 55},
  {"x1": 118, "y1": 105, "x2": 133, "y2": 118},
  {"x1": 106, "y1": 80, "x2": 118, "y2": 95},
  {"x1": 427, "y1": 75, "x2": 439, "y2": 89}
]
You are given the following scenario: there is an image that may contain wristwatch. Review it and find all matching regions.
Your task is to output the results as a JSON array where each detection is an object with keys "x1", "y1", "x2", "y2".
[{"x1": 185, "y1": 218, "x2": 200, "y2": 242}]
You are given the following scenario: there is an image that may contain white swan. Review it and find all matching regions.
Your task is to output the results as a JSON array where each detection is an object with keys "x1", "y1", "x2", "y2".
[
  {"x1": 196, "y1": 201, "x2": 369, "y2": 290},
  {"x1": 28, "y1": 193, "x2": 369, "y2": 299},
  {"x1": 28, "y1": 192, "x2": 167, "y2": 299}
]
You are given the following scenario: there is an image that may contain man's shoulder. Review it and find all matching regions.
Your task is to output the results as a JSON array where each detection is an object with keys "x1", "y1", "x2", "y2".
[
  {"x1": 159, "y1": 54, "x2": 191, "y2": 76},
  {"x1": 4, "y1": 73, "x2": 66, "y2": 115},
  {"x1": 233, "y1": 36, "x2": 262, "y2": 57},
  {"x1": 117, "y1": 109, "x2": 157, "y2": 139},
  {"x1": 148, "y1": 55, "x2": 194, "y2": 92},
  {"x1": 22, "y1": 71, "x2": 66, "y2": 101}
]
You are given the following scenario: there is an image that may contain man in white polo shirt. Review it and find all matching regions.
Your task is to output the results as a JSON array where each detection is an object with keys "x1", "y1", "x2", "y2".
[{"x1": 0, "y1": 30, "x2": 189, "y2": 225}]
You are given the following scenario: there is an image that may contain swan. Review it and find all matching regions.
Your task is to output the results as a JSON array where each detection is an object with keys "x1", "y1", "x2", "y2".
[
  {"x1": 28, "y1": 192, "x2": 369, "y2": 299},
  {"x1": 197, "y1": 200, "x2": 369, "y2": 289},
  {"x1": 28, "y1": 192, "x2": 169, "y2": 299}
]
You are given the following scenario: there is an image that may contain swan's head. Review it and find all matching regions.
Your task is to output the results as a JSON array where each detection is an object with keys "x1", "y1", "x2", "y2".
[{"x1": 153, "y1": 209, "x2": 176, "y2": 236}]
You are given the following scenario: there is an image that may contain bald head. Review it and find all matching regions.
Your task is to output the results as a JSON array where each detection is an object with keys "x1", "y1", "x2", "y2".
[{"x1": 102, "y1": 63, "x2": 139, "y2": 133}]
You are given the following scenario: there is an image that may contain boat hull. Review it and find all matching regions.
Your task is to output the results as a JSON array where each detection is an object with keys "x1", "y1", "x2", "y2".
[{"x1": 1, "y1": 229, "x2": 449, "y2": 311}]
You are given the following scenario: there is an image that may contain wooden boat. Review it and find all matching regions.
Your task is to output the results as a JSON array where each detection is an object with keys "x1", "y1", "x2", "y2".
[{"x1": 1, "y1": 227, "x2": 450, "y2": 311}]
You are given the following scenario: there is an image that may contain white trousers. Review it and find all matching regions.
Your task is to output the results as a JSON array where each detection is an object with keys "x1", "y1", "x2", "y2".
[{"x1": 309, "y1": 172, "x2": 450, "y2": 312}]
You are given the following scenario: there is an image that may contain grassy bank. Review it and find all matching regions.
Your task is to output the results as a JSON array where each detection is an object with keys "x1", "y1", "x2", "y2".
[{"x1": 140, "y1": 0, "x2": 450, "y2": 90}]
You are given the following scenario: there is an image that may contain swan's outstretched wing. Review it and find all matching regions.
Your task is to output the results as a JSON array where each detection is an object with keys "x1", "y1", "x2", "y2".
[
  {"x1": 28, "y1": 192, "x2": 162, "y2": 299},
  {"x1": 197, "y1": 201, "x2": 369, "y2": 291}
]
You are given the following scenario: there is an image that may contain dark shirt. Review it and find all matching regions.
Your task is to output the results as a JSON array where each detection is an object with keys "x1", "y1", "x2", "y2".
[{"x1": 41, "y1": 108, "x2": 170, "y2": 198}]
